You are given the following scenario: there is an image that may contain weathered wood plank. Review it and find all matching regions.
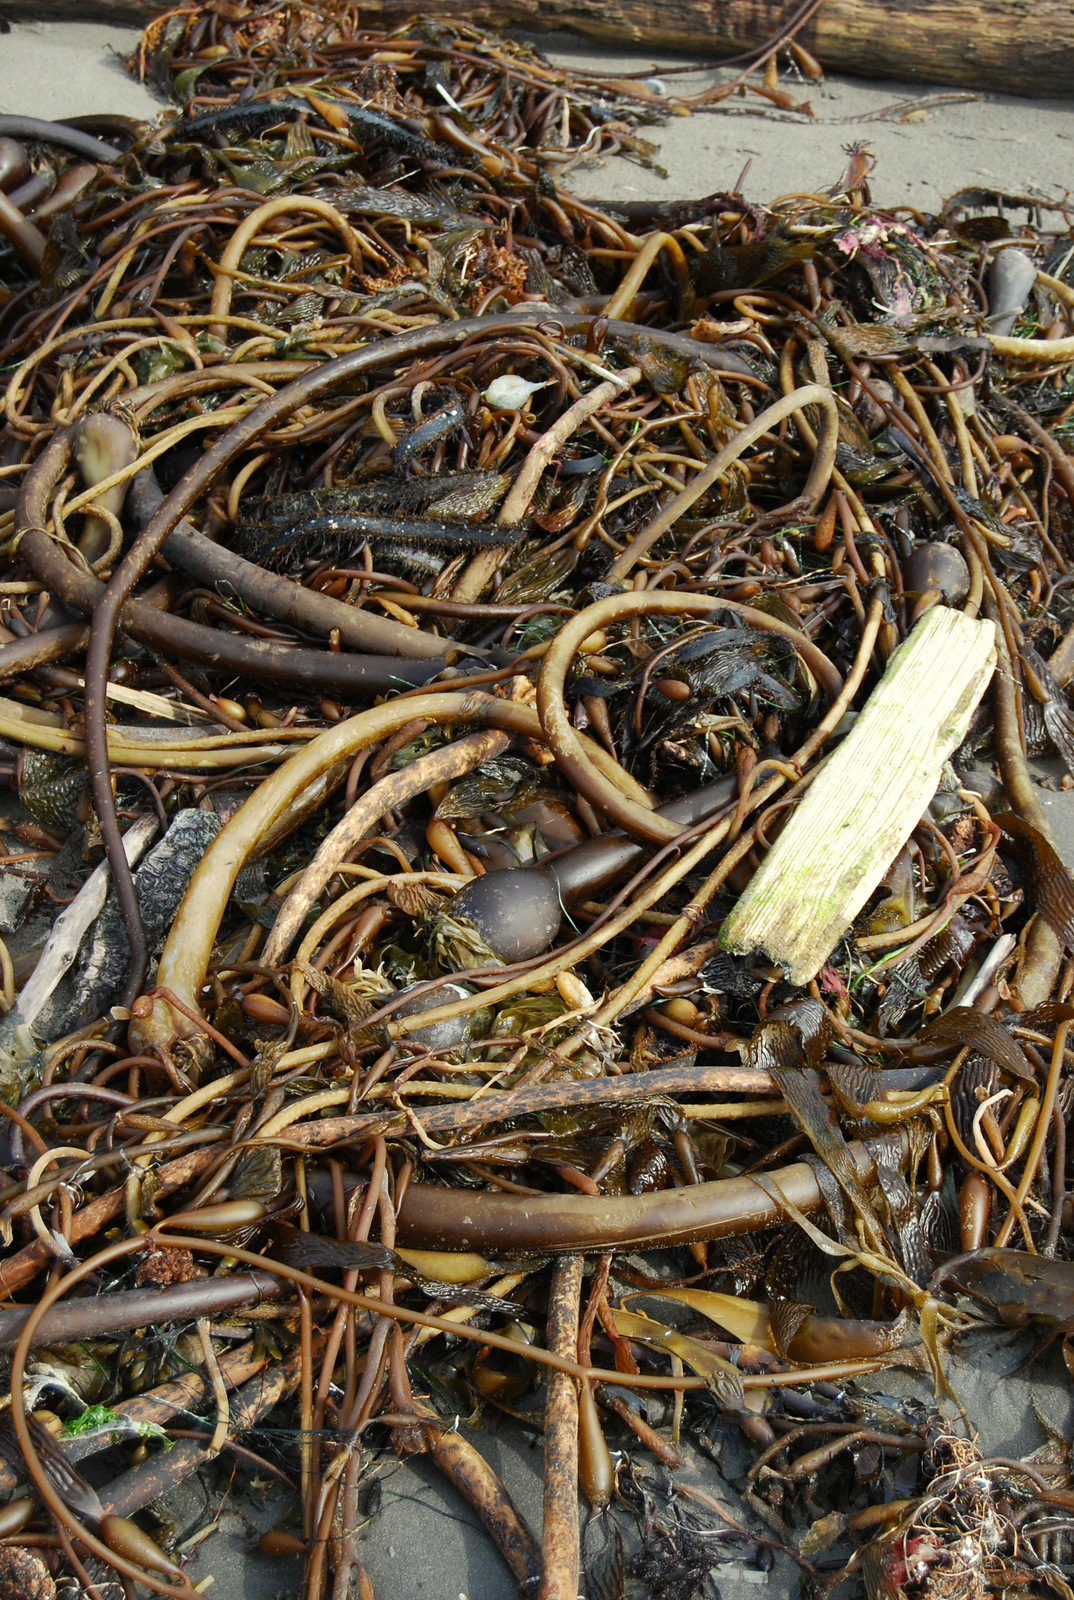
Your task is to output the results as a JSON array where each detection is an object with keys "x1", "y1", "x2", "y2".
[
  {"x1": 719, "y1": 605, "x2": 997, "y2": 986},
  {"x1": 4, "y1": 0, "x2": 1073, "y2": 99}
]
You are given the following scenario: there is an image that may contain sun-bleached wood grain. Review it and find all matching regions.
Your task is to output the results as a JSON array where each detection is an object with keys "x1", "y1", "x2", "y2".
[{"x1": 719, "y1": 604, "x2": 997, "y2": 986}]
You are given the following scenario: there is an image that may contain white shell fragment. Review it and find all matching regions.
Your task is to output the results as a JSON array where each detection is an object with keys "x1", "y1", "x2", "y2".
[{"x1": 483, "y1": 375, "x2": 550, "y2": 409}]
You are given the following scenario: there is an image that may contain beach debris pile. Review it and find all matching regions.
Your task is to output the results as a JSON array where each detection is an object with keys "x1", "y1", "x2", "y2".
[{"x1": 0, "y1": 4, "x2": 1072, "y2": 1596}]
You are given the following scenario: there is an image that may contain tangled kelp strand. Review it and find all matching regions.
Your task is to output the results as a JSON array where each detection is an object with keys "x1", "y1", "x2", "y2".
[{"x1": 1, "y1": 5, "x2": 1074, "y2": 1598}]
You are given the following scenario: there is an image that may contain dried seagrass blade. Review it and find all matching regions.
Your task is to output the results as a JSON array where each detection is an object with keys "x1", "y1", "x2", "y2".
[{"x1": 719, "y1": 604, "x2": 997, "y2": 984}]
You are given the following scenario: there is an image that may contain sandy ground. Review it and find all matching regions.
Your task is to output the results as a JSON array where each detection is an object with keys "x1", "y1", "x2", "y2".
[
  {"x1": 531, "y1": 33, "x2": 1074, "y2": 214},
  {"x1": 2, "y1": 19, "x2": 1074, "y2": 209},
  {"x1": 0, "y1": 19, "x2": 158, "y2": 120},
  {"x1": 146, "y1": 1335, "x2": 1074, "y2": 1600},
  {"x1": 3, "y1": 16, "x2": 1074, "y2": 1600}
]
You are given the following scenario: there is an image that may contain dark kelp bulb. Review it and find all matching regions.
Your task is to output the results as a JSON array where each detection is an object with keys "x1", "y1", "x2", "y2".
[
  {"x1": 0, "y1": 138, "x2": 29, "y2": 192},
  {"x1": 902, "y1": 542, "x2": 970, "y2": 606},
  {"x1": 440, "y1": 775, "x2": 739, "y2": 966},
  {"x1": 450, "y1": 867, "x2": 563, "y2": 963}
]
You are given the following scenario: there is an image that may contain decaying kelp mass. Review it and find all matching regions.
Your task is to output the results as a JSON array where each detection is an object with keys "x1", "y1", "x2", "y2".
[{"x1": 1, "y1": 4, "x2": 1074, "y2": 1596}]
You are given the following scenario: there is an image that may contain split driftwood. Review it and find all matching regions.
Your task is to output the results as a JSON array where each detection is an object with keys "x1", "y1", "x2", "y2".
[
  {"x1": 720, "y1": 604, "x2": 997, "y2": 984},
  {"x1": 5, "y1": 0, "x2": 1074, "y2": 98}
]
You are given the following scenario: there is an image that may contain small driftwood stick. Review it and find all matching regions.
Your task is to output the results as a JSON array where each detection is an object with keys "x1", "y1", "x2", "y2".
[
  {"x1": 262, "y1": 726, "x2": 511, "y2": 963},
  {"x1": 0, "y1": 1143, "x2": 221, "y2": 1294},
  {"x1": 538, "y1": 1254, "x2": 583, "y2": 1600},
  {"x1": 719, "y1": 604, "x2": 996, "y2": 985},
  {"x1": 290, "y1": 1066, "x2": 938, "y2": 1151},
  {"x1": 271, "y1": 1061, "x2": 777, "y2": 1146},
  {"x1": 10, "y1": 812, "x2": 158, "y2": 1030}
]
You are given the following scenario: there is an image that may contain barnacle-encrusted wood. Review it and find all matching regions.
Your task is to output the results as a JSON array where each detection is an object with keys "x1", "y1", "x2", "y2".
[{"x1": 721, "y1": 606, "x2": 997, "y2": 983}]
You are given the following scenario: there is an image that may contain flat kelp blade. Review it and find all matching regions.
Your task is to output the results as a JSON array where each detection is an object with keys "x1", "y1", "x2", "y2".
[
  {"x1": 910, "y1": 1004, "x2": 1035, "y2": 1081},
  {"x1": 621, "y1": 1287, "x2": 774, "y2": 1349},
  {"x1": 609, "y1": 1307, "x2": 745, "y2": 1393},
  {"x1": 997, "y1": 812, "x2": 1074, "y2": 951},
  {"x1": 747, "y1": 1020, "x2": 890, "y2": 1256}
]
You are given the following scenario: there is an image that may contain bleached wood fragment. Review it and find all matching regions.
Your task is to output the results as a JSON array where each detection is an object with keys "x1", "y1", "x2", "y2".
[
  {"x1": 13, "y1": 811, "x2": 159, "y2": 1029},
  {"x1": 719, "y1": 605, "x2": 997, "y2": 985}
]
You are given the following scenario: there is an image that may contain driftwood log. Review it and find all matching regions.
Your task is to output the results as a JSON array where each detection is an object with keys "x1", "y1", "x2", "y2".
[{"x1": 5, "y1": 0, "x2": 1074, "y2": 99}]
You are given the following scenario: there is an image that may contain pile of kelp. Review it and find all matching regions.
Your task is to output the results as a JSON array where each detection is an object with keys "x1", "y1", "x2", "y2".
[{"x1": 1, "y1": 4, "x2": 1074, "y2": 1597}]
